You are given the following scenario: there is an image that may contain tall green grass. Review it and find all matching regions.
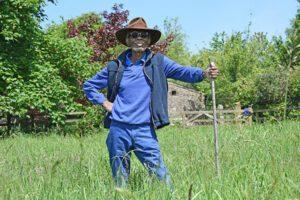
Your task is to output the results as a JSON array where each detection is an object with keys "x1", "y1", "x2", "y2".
[{"x1": 0, "y1": 121, "x2": 299, "y2": 199}]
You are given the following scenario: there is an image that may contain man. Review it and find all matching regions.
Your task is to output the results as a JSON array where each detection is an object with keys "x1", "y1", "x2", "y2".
[{"x1": 83, "y1": 17, "x2": 219, "y2": 190}]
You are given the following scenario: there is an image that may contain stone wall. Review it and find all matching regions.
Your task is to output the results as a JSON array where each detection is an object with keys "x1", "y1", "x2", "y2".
[{"x1": 167, "y1": 82, "x2": 205, "y2": 119}]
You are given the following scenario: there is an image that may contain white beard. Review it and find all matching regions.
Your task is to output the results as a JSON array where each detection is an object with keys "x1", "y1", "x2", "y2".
[{"x1": 132, "y1": 47, "x2": 146, "y2": 52}]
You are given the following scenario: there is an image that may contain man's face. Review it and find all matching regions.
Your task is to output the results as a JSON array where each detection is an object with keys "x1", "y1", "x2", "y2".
[{"x1": 125, "y1": 30, "x2": 151, "y2": 52}]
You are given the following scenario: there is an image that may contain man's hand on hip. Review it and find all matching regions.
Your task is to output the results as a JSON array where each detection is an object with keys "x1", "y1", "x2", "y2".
[{"x1": 102, "y1": 100, "x2": 113, "y2": 112}]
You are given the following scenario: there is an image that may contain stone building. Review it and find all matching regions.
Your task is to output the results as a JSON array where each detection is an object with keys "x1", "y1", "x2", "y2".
[{"x1": 167, "y1": 81, "x2": 205, "y2": 122}]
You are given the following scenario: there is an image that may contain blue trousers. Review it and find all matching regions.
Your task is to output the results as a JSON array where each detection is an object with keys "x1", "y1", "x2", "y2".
[{"x1": 106, "y1": 120, "x2": 172, "y2": 188}]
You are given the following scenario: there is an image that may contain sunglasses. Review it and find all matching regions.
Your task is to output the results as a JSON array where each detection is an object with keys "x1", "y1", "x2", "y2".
[{"x1": 128, "y1": 31, "x2": 150, "y2": 39}]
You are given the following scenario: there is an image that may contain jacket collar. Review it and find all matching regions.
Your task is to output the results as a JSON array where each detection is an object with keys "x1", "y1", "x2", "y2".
[{"x1": 117, "y1": 48, "x2": 153, "y2": 66}]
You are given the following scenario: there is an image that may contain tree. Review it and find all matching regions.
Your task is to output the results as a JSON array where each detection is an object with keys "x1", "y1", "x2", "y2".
[
  {"x1": 0, "y1": 0, "x2": 97, "y2": 125},
  {"x1": 163, "y1": 17, "x2": 191, "y2": 65},
  {"x1": 191, "y1": 30, "x2": 283, "y2": 109},
  {"x1": 0, "y1": 0, "x2": 75, "y2": 124},
  {"x1": 66, "y1": 4, "x2": 129, "y2": 63}
]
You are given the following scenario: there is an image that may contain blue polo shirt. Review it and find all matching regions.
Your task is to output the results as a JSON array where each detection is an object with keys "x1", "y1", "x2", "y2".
[
  {"x1": 83, "y1": 49, "x2": 204, "y2": 125},
  {"x1": 110, "y1": 50, "x2": 152, "y2": 124}
]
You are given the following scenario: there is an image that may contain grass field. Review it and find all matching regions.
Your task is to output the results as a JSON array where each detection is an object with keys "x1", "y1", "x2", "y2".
[{"x1": 0, "y1": 121, "x2": 299, "y2": 199}]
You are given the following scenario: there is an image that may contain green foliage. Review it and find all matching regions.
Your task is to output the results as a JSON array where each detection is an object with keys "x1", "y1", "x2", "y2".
[
  {"x1": 0, "y1": 0, "x2": 85, "y2": 124},
  {"x1": 191, "y1": 29, "x2": 298, "y2": 110},
  {"x1": 45, "y1": 12, "x2": 102, "y2": 40},
  {"x1": 1, "y1": 0, "x2": 51, "y2": 116},
  {"x1": 0, "y1": 0, "x2": 48, "y2": 41},
  {"x1": 285, "y1": 1, "x2": 300, "y2": 68},
  {"x1": 289, "y1": 67, "x2": 300, "y2": 105},
  {"x1": 163, "y1": 18, "x2": 191, "y2": 65},
  {"x1": 73, "y1": 106, "x2": 106, "y2": 137},
  {"x1": 163, "y1": 15, "x2": 298, "y2": 112},
  {"x1": 66, "y1": 5, "x2": 129, "y2": 63},
  {"x1": 42, "y1": 34, "x2": 98, "y2": 97}
]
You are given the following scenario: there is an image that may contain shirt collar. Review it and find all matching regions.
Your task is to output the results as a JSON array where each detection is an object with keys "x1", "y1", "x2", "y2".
[{"x1": 125, "y1": 49, "x2": 149, "y2": 67}]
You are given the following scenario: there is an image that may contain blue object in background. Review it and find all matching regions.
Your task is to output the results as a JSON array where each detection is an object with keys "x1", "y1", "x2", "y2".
[{"x1": 242, "y1": 108, "x2": 252, "y2": 116}]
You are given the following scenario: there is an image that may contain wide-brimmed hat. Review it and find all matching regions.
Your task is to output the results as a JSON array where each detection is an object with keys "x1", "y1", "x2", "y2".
[{"x1": 116, "y1": 17, "x2": 161, "y2": 46}]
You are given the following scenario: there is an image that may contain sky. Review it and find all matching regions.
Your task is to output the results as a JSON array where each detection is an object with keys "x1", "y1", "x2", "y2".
[{"x1": 42, "y1": 0, "x2": 299, "y2": 53}]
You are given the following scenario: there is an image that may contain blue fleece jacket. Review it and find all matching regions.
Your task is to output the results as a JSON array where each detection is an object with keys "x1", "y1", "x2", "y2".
[{"x1": 83, "y1": 49, "x2": 204, "y2": 124}]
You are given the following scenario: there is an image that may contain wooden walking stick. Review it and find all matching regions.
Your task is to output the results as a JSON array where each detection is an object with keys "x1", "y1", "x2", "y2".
[{"x1": 209, "y1": 59, "x2": 221, "y2": 178}]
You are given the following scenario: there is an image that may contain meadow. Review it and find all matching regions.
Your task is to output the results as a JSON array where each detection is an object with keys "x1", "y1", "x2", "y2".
[{"x1": 0, "y1": 121, "x2": 299, "y2": 199}]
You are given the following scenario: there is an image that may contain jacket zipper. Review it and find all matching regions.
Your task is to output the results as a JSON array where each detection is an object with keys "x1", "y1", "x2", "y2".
[
  {"x1": 111, "y1": 60, "x2": 121, "y2": 101},
  {"x1": 109, "y1": 60, "x2": 121, "y2": 117},
  {"x1": 143, "y1": 65, "x2": 156, "y2": 129}
]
